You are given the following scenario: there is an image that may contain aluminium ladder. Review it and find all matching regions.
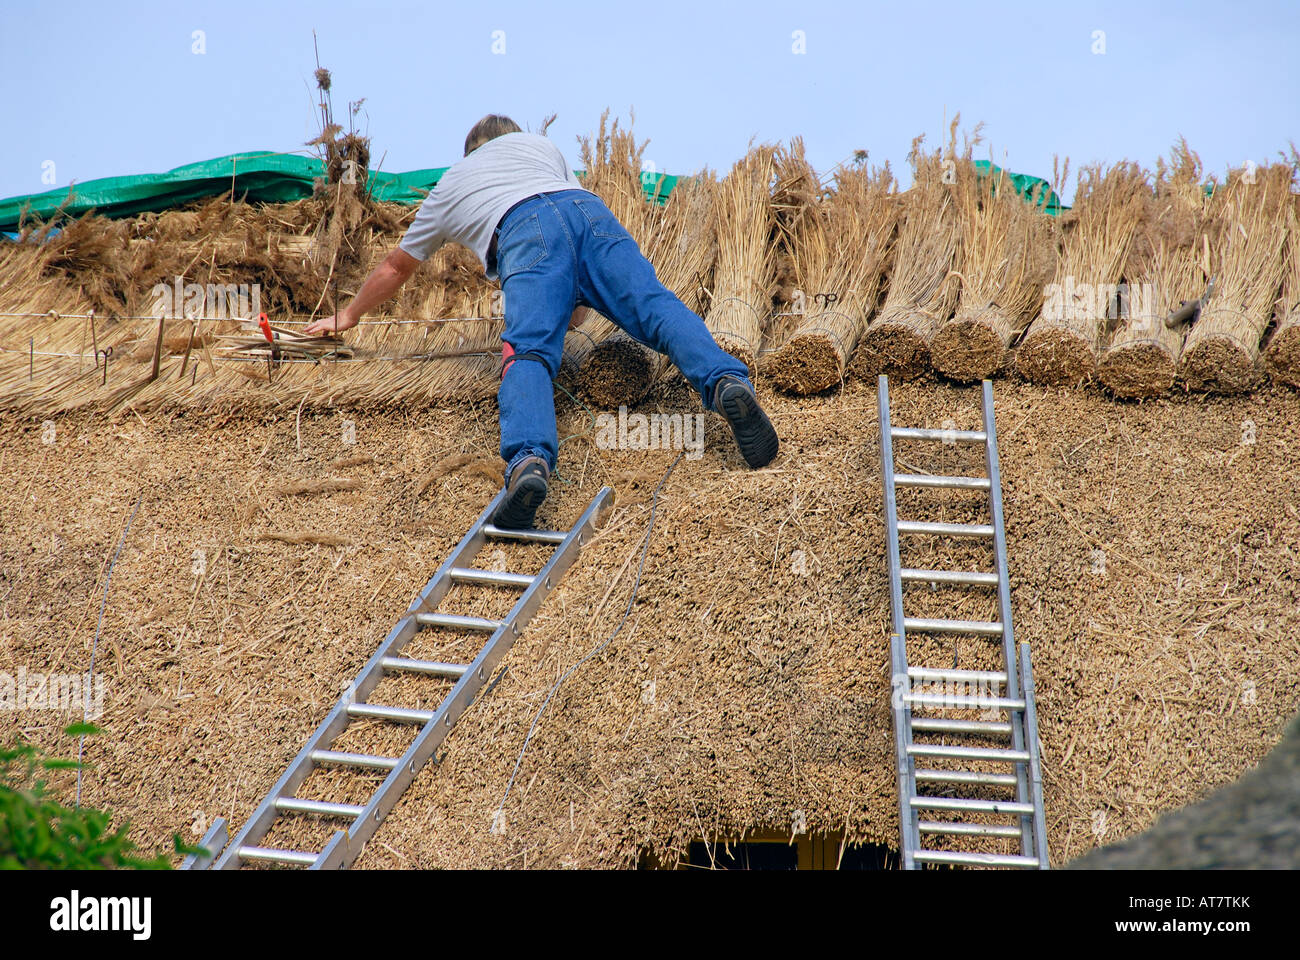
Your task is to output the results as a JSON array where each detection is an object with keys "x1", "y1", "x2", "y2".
[
  {"x1": 182, "y1": 485, "x2": 613, "y2": 870},
  {"x1": 877, "y1": 375, "x2": 1048, "y2": 869}
]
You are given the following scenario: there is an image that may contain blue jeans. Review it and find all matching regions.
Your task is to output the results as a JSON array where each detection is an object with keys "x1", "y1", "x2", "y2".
[{"x1": 494, "y1": 189, "x2": 751, "y2": 482}]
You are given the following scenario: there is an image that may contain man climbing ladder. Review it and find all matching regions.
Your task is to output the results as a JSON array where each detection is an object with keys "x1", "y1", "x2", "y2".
[{"x1": 305, "y1": 114, "x2": 779, "y2": 528}]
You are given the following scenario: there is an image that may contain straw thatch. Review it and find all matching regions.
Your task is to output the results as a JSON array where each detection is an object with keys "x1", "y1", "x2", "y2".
[
  {"x1": 1098, "y1": 141, "x2": 1210, "y2": 397},
  {"x1": 930, "y1": 158, "x2": 1056, "y2": 382},
  {"x1": 1264, "y1": 199, "x2": 1300, "y2": 387},
  {"x1": 9, "y1": 376, "x2": 1300, "y2": 869},
  {"x1": 853, "y1": 125, "x2": 963, "y2": 380},
  {"x1": 1017, "y1": 162, "x2": 1150, "y2": 386},
  {"x1": 765, "y1": 143, "x2": 898, "y2": 394},
  {"x1": 703, "y1": 145, "x2": 779, "y2": 371},
  {"x1": 1180, "y1": 163, "x2": 1293, "y2": 393}
]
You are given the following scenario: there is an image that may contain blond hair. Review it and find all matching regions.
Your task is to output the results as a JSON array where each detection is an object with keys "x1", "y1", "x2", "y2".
[{"x1": 464, "y1": 115, "x2": 522, "y2": 156}]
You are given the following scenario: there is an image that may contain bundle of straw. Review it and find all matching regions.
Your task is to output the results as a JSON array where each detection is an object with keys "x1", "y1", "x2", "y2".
[
  {"x1": 853, "y1": 127, "x2": 963, "y2": 380},
  {"x1": 766, "y1": 143, "x2": 898, "y2": 393},
  {"x1": 1181, "y1": 162, "x2": 1293, "y2": 393},
  {"x1": 1099, "y1": 141, "x2": 1209, "y2": 397},
  {"x1": 578, "y1": 169, "x2": 720, "y2": 406},
  {"x1": 571, "y1": 111, "x2": 660, "y2": 407},
  {"x1": 703, "y1": 145, "x2": 779, "y2": 371},
  {"x1": 1263, "y1": 196, "x2": 1300, "y2": 388},
  {"x1": 930, "y1": 158, "x2": 1056, "y2": 381},
  {"x1": 1016, "y1": 162, "x2": 1150, "y2": 386}
]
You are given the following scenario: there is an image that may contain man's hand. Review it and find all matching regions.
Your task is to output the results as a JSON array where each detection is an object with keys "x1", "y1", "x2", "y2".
[
  {"x1": 301, "y1": 248, "x2": 421, "y2": 336},
  {"x1": 304, "y1": 309, "x2": 357, "y2": 336}
]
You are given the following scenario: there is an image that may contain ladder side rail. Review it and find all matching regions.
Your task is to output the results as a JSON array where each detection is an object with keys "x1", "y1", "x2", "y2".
[
  {"x1": 878, "y1": 376, "x2": 918, "y2": 869},
  {"x1": 214, "y1": 490, "x2": 507, "y2": 869},
  {"x1": 179, "y1": 817, "x2": 228, "y2": 870},
  {"x1": 981, "y1": 379, "x2": 1034, "y2": 860},
  {"x1": 410, "y1": 489, "x2": 509, "y2": 615},
  {"x1": 1020, "y1": 641, "x2": 1050, "y2": 868},
  {"x1": 211, "y1": 616, "x2": 418, "y2": 869},
  {"x1": 320, "y1": 486, "x2": 615, "y2": 869}
]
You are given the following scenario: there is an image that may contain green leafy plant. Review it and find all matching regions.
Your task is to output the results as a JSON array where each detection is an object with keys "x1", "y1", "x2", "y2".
[{"x1": 1, "y1": 723, "x2": 199, "y2": 869}]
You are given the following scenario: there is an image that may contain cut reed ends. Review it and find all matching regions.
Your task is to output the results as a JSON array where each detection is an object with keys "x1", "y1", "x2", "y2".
[
  {"x1": 1017, "y1": 162, "x2": 1150, "y2": 386},
  {"x1": 1180, "y1": 163, "x2": 1292, "y2": 393}
]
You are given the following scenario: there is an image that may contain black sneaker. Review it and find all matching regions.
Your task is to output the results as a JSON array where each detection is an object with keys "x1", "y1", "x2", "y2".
[
  {"x1": 492, "y1": 456, "x2": 549, "y2": 529},
  {"x1": 713, "y1": 375, "x2": 779, "y2": 468}
]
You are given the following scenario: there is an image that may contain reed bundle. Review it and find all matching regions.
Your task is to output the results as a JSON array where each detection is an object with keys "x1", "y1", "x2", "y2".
[
  {"x1": 854, "y1": 127, "x2": 963, "y2": 380},
  {"x1": 571, "y1": 112, "x2": 660, "y2": 406},
  {"x1": 1180, "y1": 162, "x2": 1292, "y2": 392},
  {"x1": 930, "y1": 159, "x2": 1055, "y2": 381},
  {"x1": 1099, "y1": 141, "x2": 1209, "y2": 397},
  {"x1": 1263, "y1": 196, "x2": 1300, "y2": 388},
  {"x1": 1017, "y1": 162, "x2": 1150, "y2": 386},
  {"x1": 702, "y1": 145, "x2": 779, "y2": 372},
  {"x1": 766, "y1": 143, "x2": 898, "y2": 393}
]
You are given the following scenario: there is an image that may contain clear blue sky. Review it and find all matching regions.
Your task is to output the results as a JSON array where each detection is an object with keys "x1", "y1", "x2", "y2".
[{"x1": 1, "y1": 0, "x2": 1297, "y2": 204}]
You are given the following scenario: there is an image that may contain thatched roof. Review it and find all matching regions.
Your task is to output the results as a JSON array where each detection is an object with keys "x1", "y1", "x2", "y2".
[
  {"x1": 6, "y1": 372, "x2": 1299, "y2": 868},
  {"x1": 1069, "y1": 714, "x2": 1300, "y2": 869}
]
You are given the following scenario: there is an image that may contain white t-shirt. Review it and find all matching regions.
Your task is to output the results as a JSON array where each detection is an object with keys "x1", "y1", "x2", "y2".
[{"x1": 398, "y1": 132, "x2": 586, "y2": 278}]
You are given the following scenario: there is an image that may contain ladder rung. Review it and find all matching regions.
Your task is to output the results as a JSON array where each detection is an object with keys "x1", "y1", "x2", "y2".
[
  {"x1": 891, "y1": 427, "x2": 987, "y2": 443},
  {"x1": 904, "y1": 694, "x2": 1026, "y2": 711},
  {"x1": 381, "y1": 656, "x2": 469, "y2": 679},
  {"x1": 907, "y1": 743, "x2": 1030, "y2": 763},
  {"x1": 915, "y1": 850, "x2": 1040, "y2": 868},
  {"x1": 237, "y1": 845, "x2": 319, "y2": 866},
  {"x1": 918, "y1": 820, "x2": 1024, "y2": 838},
  {"x1": 908, "y1": 667, "x2": 1008, "y2": 684},
  {"x1": 900, "y1": 568, "x2": 999, "y2": 587},
  {"x1": 894, "y1": 473, "x2": 991, "y2": 490},
  {"x1": 482, "y1": 524, "x2": 567, "y2": 544},
  {"x1": 897, "y1": 521, "x2": 995, "y2": 538},
  {"x1": 311, "y1": 749, "x2": 401, "y2": 771},
  {"x1": 910, "y1": 717, "x2": 1013, "y2": 737},
  {"x1": 415, "y1": 612, "x2": 502, "y2": 632},
  {"x1": 915, "y1": 768, "x2": 1020, "y2": 788},
  {"x1": 274, "y1": 797, "x2": 365, "y2": 819},
  {"x1": 904, "y1": 617, "x2": 1004, "y2": 636},
  {"x1": 449, "y1": 567, "x2": 535, "y2": 588},
  {"x1": 909, "y1": 796, "x2": 1035, "y2": 815},
  {"x1": 346, "y1": 703, "x2": 434, "y2": 725}
]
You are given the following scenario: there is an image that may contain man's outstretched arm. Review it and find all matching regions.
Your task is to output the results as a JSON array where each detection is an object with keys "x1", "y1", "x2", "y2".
[{"x1": 302, "y1": 247, "x2": 420, "y2": 334}]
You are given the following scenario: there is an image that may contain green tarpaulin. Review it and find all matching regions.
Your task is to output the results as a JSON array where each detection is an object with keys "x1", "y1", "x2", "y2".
[
  {"x1": 0, "y1": 151, "x2": 1054, "y2": 234},
  {"x1": 0, "y1": 152, "x2": 680, "y2": 233}
]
